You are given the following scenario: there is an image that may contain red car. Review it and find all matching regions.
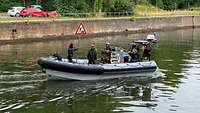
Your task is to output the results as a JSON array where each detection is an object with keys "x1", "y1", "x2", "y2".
[{"x1": 20, "y1": 8, "x2": 48, "y2": 17}]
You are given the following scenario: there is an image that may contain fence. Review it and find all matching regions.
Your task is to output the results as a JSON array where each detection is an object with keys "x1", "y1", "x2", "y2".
[{"x1": 59, "y1": 12, "x2": 134, "y2": 17}]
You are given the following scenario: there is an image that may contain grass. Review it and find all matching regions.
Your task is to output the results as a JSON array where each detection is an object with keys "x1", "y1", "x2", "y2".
[
  {"x1": 189, "y1": 7, "x2": 200, "y2": 11},
  {"x1": 0, "y1": 13, "x2": 74, "y2": 22},
  {"x1": 0, "y1": 12, "x2": 134, "y2": 23},
  {"x1": 134, "y1": 4, "x2": 200, "y2": 17}
]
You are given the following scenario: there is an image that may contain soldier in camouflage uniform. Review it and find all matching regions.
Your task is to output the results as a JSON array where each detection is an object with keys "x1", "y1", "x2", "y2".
[
  {"x1": 87, "y1": 43, "x2": 97, "y2": 64},
  {"x1": 101, "y1": 42, "x2": 112, "y2": 64}
]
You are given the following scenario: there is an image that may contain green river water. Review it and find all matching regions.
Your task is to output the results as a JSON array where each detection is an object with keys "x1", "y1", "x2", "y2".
[{"x1": 0, "y1": 28, "x2": 200, "y2": 113}]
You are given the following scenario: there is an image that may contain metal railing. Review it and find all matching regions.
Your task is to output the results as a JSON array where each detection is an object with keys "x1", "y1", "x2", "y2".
[{"x1": 59, "y1": 12, "x2": 134, "y2": 17}]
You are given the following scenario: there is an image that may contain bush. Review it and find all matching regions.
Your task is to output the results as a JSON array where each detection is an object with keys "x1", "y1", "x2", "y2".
[
  {"x1": 162, "y1": 0, "x2": 177, "y2": 10},
  {"x1": 103, "y1": 0, "x2": 134, "y2": 16},
  {"x1": 0, "y1": 0, "x2": 13, "y2": 12},
  {"x1": 150, "y1": 0, "x2": 164, "y2": 9},
  {"x1": 55, "y1": 0, "x2": 90, "y2": 17}
]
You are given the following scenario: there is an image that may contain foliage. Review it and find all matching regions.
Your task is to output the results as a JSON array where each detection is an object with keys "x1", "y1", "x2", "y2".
[
  {"x1": 162, "y1": 0, "x2": 177, "y2": 10},
  {"x1": 55, "y1": 0, "x2": 90, "y2": 17},
  {"x1": 0, "y1": 0, "x2": 200, "y2": 15},
  {"x1": 0, "y1": 0, "x2": 21, "y2": 12},
  {"x1": 103, "y1": 0, "x2": 134, "y2": 16},
  {"x1": 41, "y1": 0, "x2": 56, "y2": 11},
  {"x1": 150, "y1": 0, "x2": 164, "y2": 9}
]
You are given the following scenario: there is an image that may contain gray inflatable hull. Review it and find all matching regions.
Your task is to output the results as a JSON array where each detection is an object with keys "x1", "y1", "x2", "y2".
[{"x1": 38, "y1": 57, "x2": 157, "y2": 80}]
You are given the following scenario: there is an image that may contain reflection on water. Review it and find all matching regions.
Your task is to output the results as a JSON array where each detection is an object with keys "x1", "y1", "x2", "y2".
[{"x1": 0, "y1": 28, "x2": 200, "y2": 113}]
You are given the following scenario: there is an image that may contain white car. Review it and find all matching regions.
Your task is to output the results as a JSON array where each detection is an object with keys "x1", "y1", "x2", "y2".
[{"x1": 7, "y1": 7, "x2": 25, "y2": 17}]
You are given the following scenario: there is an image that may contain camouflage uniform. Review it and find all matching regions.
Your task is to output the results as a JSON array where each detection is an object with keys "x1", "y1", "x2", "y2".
[
  {"x1": 143, "y1": 44, "x2": 151, "y2": 61},
  {"x1": 87, "y1": 46, "x2": 97, "y2": 64},
  {"x1": 101, "y1": 46, "x2": 112, "y2": 64},
  {"x1": 138, "y1": 44, "x2": 145, "y2": 61}
]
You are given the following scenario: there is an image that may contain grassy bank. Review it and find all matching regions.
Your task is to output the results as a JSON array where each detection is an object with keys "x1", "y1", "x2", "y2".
[{"x1": 134, "y1": 4, "x2": 200, "y2": 17}]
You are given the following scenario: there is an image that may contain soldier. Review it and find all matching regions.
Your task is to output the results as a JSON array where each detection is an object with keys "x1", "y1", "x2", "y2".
[
  {"x1": 101, "y1": 42, "x2": 112, "y2": 64},
  {"x1": 67, "y1": 43, "x2": 78, "y2": 62},
  {"x1": 87, "y1": 42, "x2": 97, "y2": 64},
  {"x1": 138, "y1": 43, "x2": 145, "y2": 61},
  {"x1": 129, "y1": 44, "x2": 139, "y2": 62},
  {"x1": 143, "y1": 44, "x2": 151, "y2": 61}
]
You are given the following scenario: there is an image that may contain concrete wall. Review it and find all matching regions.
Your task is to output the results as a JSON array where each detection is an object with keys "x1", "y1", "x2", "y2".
[{"x1": 0, "y1": 16, "x2": 199, "y2": 41}]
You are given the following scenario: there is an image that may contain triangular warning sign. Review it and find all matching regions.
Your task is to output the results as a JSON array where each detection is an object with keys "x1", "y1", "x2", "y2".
[{"x1": 75, "y1": 21, "x2": 87, "y2": 35}]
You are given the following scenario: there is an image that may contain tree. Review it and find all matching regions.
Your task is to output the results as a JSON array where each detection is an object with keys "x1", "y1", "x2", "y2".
[
  {"x1": 1, "y1": 0, "x2": 200, "y2": 13},
  {"x1": 150, "y1": 0, "x2": 164, "y2": 9},
  {"x1": 0, "y1": 0, "x2": 23, "y2": 12},
  {"x1": 55, "y1": 0, "x2": 90, "y2": 16},
  {"x1": 103, "y1": 0, "x2": 133, "y2": 13},
  {"x1": 162, "y1": 0, "x2": 177, "y2": 10}
]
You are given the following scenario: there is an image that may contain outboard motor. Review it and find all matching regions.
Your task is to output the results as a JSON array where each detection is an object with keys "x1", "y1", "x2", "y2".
[{"x1": 146, "y1": 34, "x2": 157, "y2": 43}]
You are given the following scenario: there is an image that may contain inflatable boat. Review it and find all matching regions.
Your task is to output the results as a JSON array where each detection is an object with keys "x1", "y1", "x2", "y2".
[
  {"x1": 38, "y1": 58, "x2": 157, "y2": 80},
  {"x1": 38, "y1": 47, "x2": 157, "y2": 80}
]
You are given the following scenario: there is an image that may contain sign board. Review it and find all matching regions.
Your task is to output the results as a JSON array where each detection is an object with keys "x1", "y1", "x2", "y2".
[{"x1": 75, "y1": 21, "x2": 87, "y2": 35}]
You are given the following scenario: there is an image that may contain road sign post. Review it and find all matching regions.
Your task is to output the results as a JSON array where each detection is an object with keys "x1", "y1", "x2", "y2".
[
  {"x1": 75, "y1": 21, "x2": 87, "y2": 36},
  {"x1": 74, "y1": 21, "x2": 88, "y2": 61}
]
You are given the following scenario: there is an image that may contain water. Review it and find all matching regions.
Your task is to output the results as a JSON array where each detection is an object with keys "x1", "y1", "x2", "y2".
[{"x1": 0, "y1": 28, "x2": 200, "y2": 113}]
